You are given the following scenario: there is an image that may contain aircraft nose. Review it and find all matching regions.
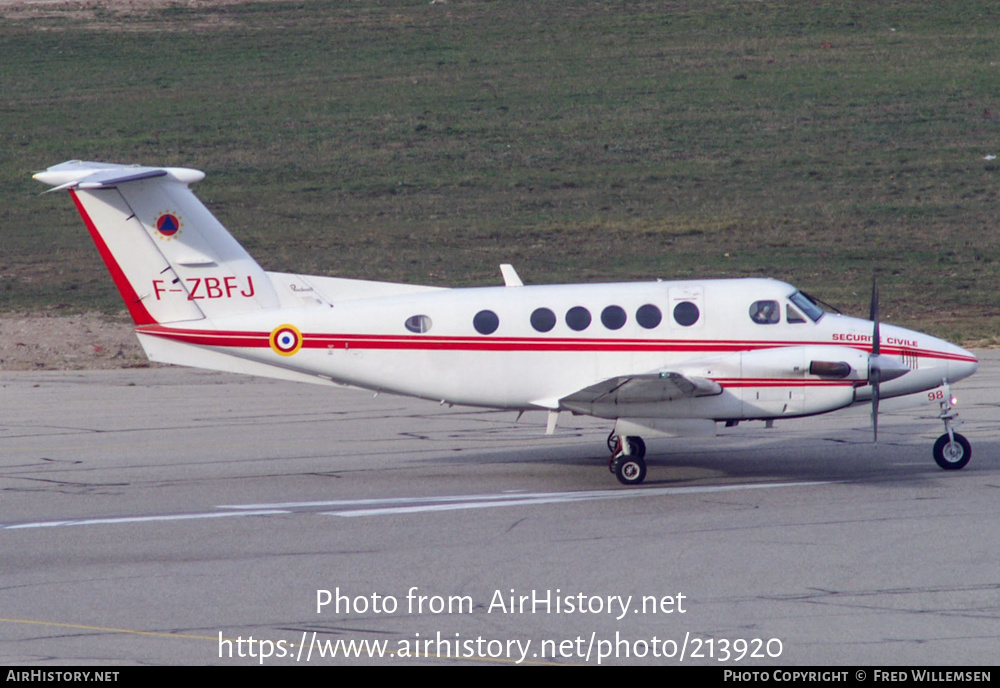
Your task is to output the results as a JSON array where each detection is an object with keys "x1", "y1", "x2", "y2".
[
  {"x1": 887, "y1": 325, "x2": 978, "y2": 387},
  {"x1": 945, "y1": 344, "x2": 979, "y2": 383}
]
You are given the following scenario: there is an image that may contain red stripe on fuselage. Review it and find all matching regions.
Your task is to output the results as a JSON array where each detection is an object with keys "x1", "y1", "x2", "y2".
[
  {"x1": 134, "y1": 325, "x2": 975, "y2": 364},
  {"x1": 710, "y1": 378, "x2": 856, "y2": 388}
]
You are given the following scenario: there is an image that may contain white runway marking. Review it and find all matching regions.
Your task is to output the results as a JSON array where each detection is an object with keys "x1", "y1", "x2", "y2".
[
  {"x1": 0, "y1": 482, "x2": 832, "y2": 529},
  {"x1": 1, "y1": 510, "x2": 287, "y2": 530},
  {"x1": 227, "y1": 481, "x2": 834, "y2": 517}
]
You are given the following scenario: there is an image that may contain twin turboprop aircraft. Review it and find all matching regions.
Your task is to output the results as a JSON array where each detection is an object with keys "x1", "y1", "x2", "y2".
[{"x1": 34, "y1": 160, "x2": 979, "y2": 485}]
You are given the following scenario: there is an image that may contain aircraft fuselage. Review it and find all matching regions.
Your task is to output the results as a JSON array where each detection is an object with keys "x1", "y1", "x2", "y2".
[{"x1": 134, "y1": 276, "x2": 977, "y2": 421}]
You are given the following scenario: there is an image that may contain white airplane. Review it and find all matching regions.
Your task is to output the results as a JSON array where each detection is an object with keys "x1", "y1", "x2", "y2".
[{"x1": 34, "y1": 160, "x2": 979, "y2": 485}]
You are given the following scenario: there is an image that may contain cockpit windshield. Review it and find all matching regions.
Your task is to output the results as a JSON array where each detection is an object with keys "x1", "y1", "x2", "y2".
[{"x1": 788, "y1": 291, "x2": 825, "y2": 322}]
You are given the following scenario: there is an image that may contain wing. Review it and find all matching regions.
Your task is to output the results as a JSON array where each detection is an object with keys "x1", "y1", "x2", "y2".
[{"x1": 558, "y1": 371, "x2": 722, "y2": 408}]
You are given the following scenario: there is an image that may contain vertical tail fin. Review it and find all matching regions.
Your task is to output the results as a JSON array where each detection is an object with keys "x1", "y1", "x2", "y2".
[{"x1": 34, "y1": 160, "x2": 278, "y2": 325}]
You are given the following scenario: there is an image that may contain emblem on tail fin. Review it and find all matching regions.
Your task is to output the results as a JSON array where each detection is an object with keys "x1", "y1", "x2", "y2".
[{"x1": 154, "y1": 212, "x2": 183, "y2": 239}]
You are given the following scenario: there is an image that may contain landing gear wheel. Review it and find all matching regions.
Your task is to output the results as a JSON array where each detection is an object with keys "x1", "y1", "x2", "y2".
[
  {"x1": 628, "y1": 436, "x2": 646, "y2": 460},
  {"x1": 933, "y1": 433, "x2": 971, "y2": 470},
  {"x1": 608, "y1": 434, "x2": 649, "y2": 483},
  {"x1": 608, "y1": 433, "x2": 646, "y2": 458},
  {"x1": 614, "y1": 455, "x2": 647, "y2": 485}
]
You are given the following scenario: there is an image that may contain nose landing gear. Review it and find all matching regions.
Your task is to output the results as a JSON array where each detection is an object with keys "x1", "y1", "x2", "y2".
[{"x1": 933, "y1": 381, "x2": 971, "y2": 470}]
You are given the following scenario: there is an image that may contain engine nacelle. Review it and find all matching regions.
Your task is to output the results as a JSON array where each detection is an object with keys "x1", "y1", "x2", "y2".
[
  {"x1": 575, "y1": 346, "x2": 883, "y2": 421},
  {"x1": 736, "y1": 345, "x2": 869, "y2": 418},
  {"x1": 669, "y1": 345, "x2": 872, "y2": 419}
]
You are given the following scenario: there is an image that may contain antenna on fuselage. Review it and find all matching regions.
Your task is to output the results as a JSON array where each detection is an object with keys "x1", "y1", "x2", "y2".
[{"x1": 500, "y1": 264, "x2": 523, "y2": 287}]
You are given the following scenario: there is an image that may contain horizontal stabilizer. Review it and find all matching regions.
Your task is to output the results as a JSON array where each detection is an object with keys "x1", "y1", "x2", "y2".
[{"x1": 33, "y1": 160, "x2": 204, "y2": 191}]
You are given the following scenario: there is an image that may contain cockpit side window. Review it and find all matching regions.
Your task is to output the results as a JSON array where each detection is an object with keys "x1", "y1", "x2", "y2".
[
  {"x1": 786, "y1": 305, "x2": 807, "y2": 324},
  {"x1": 788, "y1": 291, "x2": 825, "y2": 322},
  {"x1": 749, "y1": 300, "x2": 780, "y2": 324}
]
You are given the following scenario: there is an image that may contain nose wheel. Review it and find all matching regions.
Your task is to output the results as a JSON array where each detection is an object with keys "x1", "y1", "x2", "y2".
[
  {"x1": 608, "y1": 434, "x2": 647, "y2": 485},
  {"x1": 933, "y1": 432, "x2": 971, "y2": 470}
]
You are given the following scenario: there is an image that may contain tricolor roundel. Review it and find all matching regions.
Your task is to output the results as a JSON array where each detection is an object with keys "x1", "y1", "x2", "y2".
[{"x1": 269, "y1": 324, "x2": 303, "y2": 356}]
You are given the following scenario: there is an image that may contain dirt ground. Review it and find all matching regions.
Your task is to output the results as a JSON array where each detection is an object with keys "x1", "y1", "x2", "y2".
[
  {"x1": 0, "y1": 0, "x2": 295, "y2": 23},
  {"x1": 0, "y1": 312, "x2": 152, "y2": 370},
  {"x1": 0, "y1": 0, "x2": 252, "y2": 14}
]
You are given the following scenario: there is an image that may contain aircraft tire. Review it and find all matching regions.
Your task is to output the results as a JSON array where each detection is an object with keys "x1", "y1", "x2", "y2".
[
  {"x1": 628, "y1": 436, "x2": 646, "y2": 460},
  {"x1": 615, "y1": 455, "x2": 647, "y2": 486},
  {"x1": 607, "y1": 434, "x2": 646, "y2": 459},
  {"x1": 933, "y1": 433, "x2": 971, "y2": 470}
]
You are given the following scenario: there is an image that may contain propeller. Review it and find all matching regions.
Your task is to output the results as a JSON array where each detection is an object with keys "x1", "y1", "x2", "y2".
[
  {"x1": 810, "y1": 279, "x2": 909, "y2": 442},
  {"x1": 867, "y1": 277, "x2": 910, "y2": 442},
  {"x1": 870, "y1": 279, "x2": 881, "y2": 442}
]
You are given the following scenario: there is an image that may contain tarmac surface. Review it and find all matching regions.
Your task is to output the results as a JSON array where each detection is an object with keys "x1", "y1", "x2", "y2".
[{"x1": 1, "y1": 353, "x2": 998, "y2": 665}]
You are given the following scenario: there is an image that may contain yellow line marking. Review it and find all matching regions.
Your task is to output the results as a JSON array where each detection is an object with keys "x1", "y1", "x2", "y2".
[{"x1": 0, "y1": 617, "x2": 214, "y2": 641}]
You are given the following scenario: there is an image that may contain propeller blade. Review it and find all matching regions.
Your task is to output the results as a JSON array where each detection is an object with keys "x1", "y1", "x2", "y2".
[
  {"x1": 870, "y1": 276, "x2": 881, "y2": 442},
  {"x1": 870, "y1": 277, "x2": 880, "y2": 357},
  {"x1": 871, "y1": 366, "x2": 881, "y2": 443}
]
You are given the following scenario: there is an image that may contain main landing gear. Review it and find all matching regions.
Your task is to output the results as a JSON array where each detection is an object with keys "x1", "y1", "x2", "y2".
[
  {"x1": 608, "y1": 432, "x2": 647, "y2": 485},
  {"x1": 933, "y1": 383, "x2": 971, "y2": 470}
]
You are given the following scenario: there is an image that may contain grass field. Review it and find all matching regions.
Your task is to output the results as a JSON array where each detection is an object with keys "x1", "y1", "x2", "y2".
[{"x1": 2, "y1": 0, "x2": 998, "y2": 344}]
